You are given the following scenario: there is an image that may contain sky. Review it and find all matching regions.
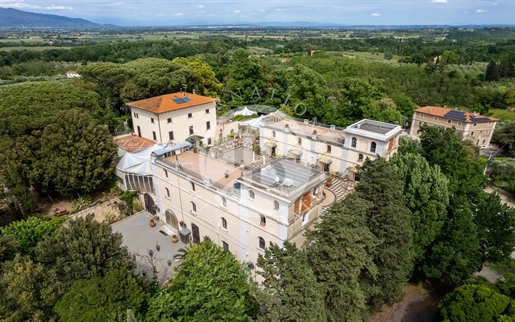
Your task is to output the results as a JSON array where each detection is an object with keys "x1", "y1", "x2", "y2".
[{"x1": 0, "y1": 0, "x2": 513, "y2": 26}]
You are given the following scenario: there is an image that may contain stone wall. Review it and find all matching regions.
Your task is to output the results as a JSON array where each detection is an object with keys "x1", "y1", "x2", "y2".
[{"x1": 69, "y1": 198, "x2": 127, "y2": 224}]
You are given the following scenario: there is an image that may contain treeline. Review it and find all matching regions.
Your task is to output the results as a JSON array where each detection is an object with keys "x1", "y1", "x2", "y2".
[{"x1": 2, "y1": 30, "x2": 515, "y2": 68}]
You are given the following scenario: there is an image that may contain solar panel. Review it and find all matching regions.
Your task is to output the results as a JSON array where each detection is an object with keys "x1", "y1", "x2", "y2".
[
  {"x1": 470, "y1": 117, "x2": 490, "y2": 122},
  {"x1": 172, "y1": 96, "x2": 192, "y2": 104},
  {"x1": 444, "y1": 110, "x2": 467, "y2": 121}
]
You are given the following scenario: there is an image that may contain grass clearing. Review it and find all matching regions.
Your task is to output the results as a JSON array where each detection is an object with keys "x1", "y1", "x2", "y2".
[{"x1": 489, "y1": 109, "x2": 515, "y2": 121}]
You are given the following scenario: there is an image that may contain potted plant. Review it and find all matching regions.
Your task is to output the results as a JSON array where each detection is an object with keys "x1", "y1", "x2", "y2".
[
  {"x1": 326, "y1": 177, "x2": 333, "y2": 188},
  {"x1": 225, "y1": 170, "x2": 229, "y2": 178},
  {"x1": 149, "y1": 219, "x2": 156, "y2": 227},
  {"x1": 172, "y1": 235, "x2": 178, "y2": 243}
]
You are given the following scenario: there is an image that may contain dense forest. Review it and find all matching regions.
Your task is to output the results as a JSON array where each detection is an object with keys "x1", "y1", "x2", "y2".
[{"x1": 1, "y1": 27, "x2": 515, "y2": 321}]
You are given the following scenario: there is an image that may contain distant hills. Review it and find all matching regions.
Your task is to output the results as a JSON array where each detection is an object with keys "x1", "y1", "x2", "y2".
[{"x1": 0, "y1": 8, "x2": 106, "y2": 28}]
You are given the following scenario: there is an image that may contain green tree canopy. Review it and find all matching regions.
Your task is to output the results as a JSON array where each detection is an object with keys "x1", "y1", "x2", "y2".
[
  {"x1": 424, "y1": 197, "x2": 481, "y2": 284},
  {"x1": 147, "y1": 240, "x2": 256, "y2": 321},
  {"x1": 0, "y1": 82, "x2": 103, "y2": 137},
  {"x1": 354, "y1": 158, "x2": 413, "y2": 310},
  {"x1": 121, "y1": 58, "x2": 193, "y2": 102},
  {"x1": 54, "y1": 268, "x2": 146, "y2": 322},
  {"x1": 33, "y1": 109, "x2": 117, "y2": 196},
  {"x1": 438, "y1": 283, "x2": 514, "y2": 322},
  {"x1": 473, "y1": 191, "x2": 515, "y2": 264},
  {"x1": 305, "y1": 196, "x2": 377, "y2": 322},
  {"x1": 492, "y1": 122, "x2": 515, "y2": 157},
  {"x1": 419, "y1": 124, "x2": 485, "y2": 198},
  {"x1": 172, "y1": 57, "x2": 223, "y2": 97},
  {"x1": 389, "y1": 152, "x2": 449, "y2": 280},
  {"x1": 255, "y1": 241, "x2": 327, "y2": 322},
  {"x1": 0, "y1": 254, "x2": 64, "y2": 322},
  {"x1": 0, "y1": 216, "x2": 67, "y2": 258},
  {"x1": 223, "y1": 48, "x2": 269, "y2": 108},
  {"x1": 35, "y1": 216, "x2": 135, "y2": 288}
]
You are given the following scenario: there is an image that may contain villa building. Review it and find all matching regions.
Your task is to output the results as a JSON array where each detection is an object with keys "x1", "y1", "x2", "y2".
[
  {"x1": 126, "y1": 90, "x2": 218, "y2": 146},
  {"x1": 259, "y1": 114, "x2": 403, "y2": 180},
  {"x1": 116, "y1": 92, "x2": 326, "y2": 266},
  {"x1": 409, "y1": 106, "x2": 499, "y2": 148}
]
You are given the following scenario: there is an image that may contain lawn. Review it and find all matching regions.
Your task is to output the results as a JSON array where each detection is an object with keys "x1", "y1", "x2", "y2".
[{"x1": 489, "y1": 109, "x2": 515, "y2": 122}]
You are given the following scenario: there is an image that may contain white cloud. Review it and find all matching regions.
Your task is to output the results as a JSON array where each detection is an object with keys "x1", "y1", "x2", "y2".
[
  {"x1": 431, "y1": 0, "x2": 448, "y2": 3},
  {"x1": 176, "y1": 12, "x2": 184, "y2": 16},
  {"x1": 233, "y1": 9, "x2": 240, "y2": 13},
  {"x1": 476, "y1": 9, "x2": 487, "y2": 13},
  {"x1": 197, "y1": 10, "x2": 205, "y2": 13},
  {"x1": 1, "y1": 1, "x2": 72, "y2": 10},
  {"x1": 371, "y1": 13, "x2": 380, "y2": 16},
  {"x1": 258, "y1": 9, "x2": 265, "y2": 12},
  {"x1": 196, "y1": 5, "x2": 204, "y2": 8}
]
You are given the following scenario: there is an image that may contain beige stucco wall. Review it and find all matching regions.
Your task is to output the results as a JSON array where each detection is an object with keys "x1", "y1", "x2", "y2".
[
  {"x1": 131, "y1": 102, "x2": 217, "y2": 145},
  {"x1": 409, "y1": 112, "x2": 497, "y2": 147},
  {"x1": 153, "y1": 161, "x2": 324, "y2": 267}
]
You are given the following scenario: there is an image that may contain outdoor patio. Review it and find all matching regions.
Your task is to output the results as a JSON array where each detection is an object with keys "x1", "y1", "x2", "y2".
[{"x1": 112, "y1": 211, "x2": 185, "y2": 285}]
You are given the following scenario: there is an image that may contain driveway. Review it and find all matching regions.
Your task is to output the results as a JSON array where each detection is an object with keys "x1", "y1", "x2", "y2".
[{"x1": 112, "y1": 211, "x2": 186, "y2": 285}]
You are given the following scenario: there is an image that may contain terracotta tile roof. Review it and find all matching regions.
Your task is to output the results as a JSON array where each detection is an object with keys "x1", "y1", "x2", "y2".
[
  {"x1": 113, "y1": 134, "x2": 155, "y2": 153},
  {"x1": 126, "y1": 92, "x2": 218, "y2": 114},
  {"x1": 415, "y1": 106, "x2": 499, "y2": 123}
]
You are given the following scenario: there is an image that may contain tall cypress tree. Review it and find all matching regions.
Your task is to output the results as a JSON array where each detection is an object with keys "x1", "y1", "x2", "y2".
[
  {"x1": 255, "y1": 242, "x2": 327, "y2": 322},
  {"x1": 305, "y1": 196, "x2": 378, "y2": 322},
  {"x1": 354, "y1": 158, "x2": 413, "y2": 311},
  {"x1": 390, "y1": 152, "x2": 449, "y2": 281}
]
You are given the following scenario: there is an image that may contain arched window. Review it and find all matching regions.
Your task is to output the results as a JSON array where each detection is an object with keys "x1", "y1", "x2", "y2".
[
  {"x1": 222, "y1": 197, "x2": 227, "y2": 207},
  {"x1": 370, "y1": 142, "x2": 377, "y2": 153},
  {"x1": 258, "y1": 237, "x2": 265, "y2": 249},
  {"x1": 326, "y1": 145, "x2": 331, "y2": 153},
  {"x1": 191, "y1": 182, "x2": 196, "y2": 191},
  {"x1": 230, "y1": 129, "x2": 234, "y2": 134},
  {"x1": 221, "y1": 217, "x2": 227, "y2": 229},
  {"x1": 351, "y1": 137, "x2": 357, "y2": 148},
  {"x1": 164, "y1": 169, "x2": 168, "y2": 178},
  {"x1": 298, "y1": 137, "x2": 302, "y2": 145},
  {"x1": 165, "y1": 188, "x2": 170, "y2": 198},
  {"x1": 260, "y1": 215, "x2": 266, "y2": 226},
  {"x1": 272, "y1": 130, "x2": 276, "y2": 138},
  {"x1": 191, "y1": 201, "x2": 196, "y2": 213},
  {"x1": 358, "y1": 154, "x2": 364, "y2": 162},
  {"x1": 273, "y1": 200, "x2": 279, "y2": 210},
  {"x1": 249, "y1": 190, "x2": 255, "y2": 199}
]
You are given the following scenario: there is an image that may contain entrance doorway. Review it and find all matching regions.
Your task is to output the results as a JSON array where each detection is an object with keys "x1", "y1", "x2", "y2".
[
  {"x1": 144, "y1": 193, "x2": 156, "y2": 215},
  {"x1": 165, "y1": 210, "x2": 179, "y2": 231}
]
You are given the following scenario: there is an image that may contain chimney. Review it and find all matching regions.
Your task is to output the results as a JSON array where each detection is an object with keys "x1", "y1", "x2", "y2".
[{"x1": 193, "y1": 89, "x2": 196, "y2": 94}]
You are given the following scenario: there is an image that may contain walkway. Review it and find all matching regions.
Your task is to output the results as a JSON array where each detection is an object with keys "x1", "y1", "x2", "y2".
[
  {"x1": 112, "y1": 211, "x2": 185, "y2": 285},
  {"x1": 322, "y1": 176, "x2": 358, "y2": 214}
]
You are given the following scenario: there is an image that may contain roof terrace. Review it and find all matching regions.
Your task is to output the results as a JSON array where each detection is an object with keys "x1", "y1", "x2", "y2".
[{"x1": 240, "y1": 159, "x2": 326, "y2": 201}]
